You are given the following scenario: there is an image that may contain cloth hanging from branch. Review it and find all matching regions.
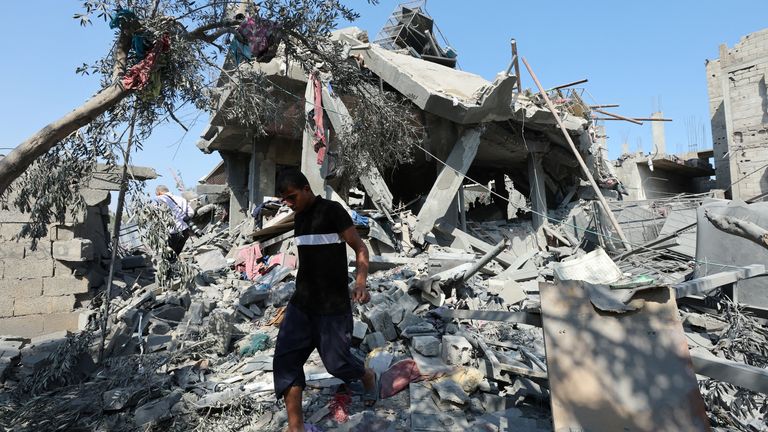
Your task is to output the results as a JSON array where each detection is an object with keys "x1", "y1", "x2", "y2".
[
  {"x1": 122, "y1": 33, "x2": 170, "y2": 90},
  {"x1": 312, "y1": 74, "x2": 327, "y2": 165}
]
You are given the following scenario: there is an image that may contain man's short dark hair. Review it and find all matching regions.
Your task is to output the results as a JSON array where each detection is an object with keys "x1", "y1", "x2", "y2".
[{"x1": 277, "y1": 169, "x2": 310, "y2": 194}]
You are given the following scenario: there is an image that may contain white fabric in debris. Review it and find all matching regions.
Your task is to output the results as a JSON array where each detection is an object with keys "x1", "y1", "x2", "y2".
[{"x1": 552, "y1": 248, "x2": 623, "y2": 285}]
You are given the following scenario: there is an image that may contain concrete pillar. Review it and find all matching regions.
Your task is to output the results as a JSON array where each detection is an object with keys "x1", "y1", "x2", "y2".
[
  {"x1": 458, "y1": 184, "x2": 467, "y2": 232},
  {"x1": 248, "y1": 141, "x2": 276, "y2": 210},
  {"x1": 651, "y1": 111, "x2": 666, "y2": 155},
  {"x1": 528, "y1": 150, "x2": 548, "y2": 230},
  {"x1": 322, "y1": 85, "x2": 394, "y2": 213},
  {"x1": 412, "y1": 128, "x2": 482, "y2": 245},
  {"x1": 222, "y1": 151, "x2": 249, "y2": 232}
]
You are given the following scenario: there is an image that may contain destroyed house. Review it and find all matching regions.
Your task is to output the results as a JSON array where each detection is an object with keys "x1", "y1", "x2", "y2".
[{"x1": 196, "y1": 18, "x2": 608, "y2": 246}]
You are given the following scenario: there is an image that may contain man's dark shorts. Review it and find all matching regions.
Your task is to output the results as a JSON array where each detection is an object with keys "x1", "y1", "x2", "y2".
[{"x1": 273, "y1": 303, "x2": 365, "y2": 399}]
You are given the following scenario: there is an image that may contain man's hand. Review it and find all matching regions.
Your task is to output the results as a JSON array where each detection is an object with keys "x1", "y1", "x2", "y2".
[{"x1": 352, "y1": 283, "x2": 371, "y2": 304}]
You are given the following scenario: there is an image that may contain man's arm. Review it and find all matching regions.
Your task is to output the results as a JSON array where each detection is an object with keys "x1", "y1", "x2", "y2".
[{"x1": 340, "y1": 225, "x2": 370, "y2": 304}]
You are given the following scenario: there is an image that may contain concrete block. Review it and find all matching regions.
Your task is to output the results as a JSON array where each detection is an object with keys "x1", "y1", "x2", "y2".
[
  {"x1": 3, "y1": 258, "x2": 54, "y2": 279},
  {"x1": 14, "y1": 295, "x2": 75, "y2": 316},
  {"x1": 488, "y1": 278, "x2": 527, "y2": 305},
  {"x1": 0, "y1": 242, "x2": 25, "y2": 259},
  {"x1": 239, "y1": 284, "x2": 270, "y2": 306},
  {"x1": 412, "y1": 335, "x2": 441, "y2": 357},
  {"x1": 0, "y1": 297, "x2": 13, "y2": 318},
  {"x1": 52, "y1": 239, "x2": 94, "y2": 262},
  {"x1": 52, "y1": 225, "x2": 76, "y2": 241},
  {"x1": 352, "y1": 319, "x2": 368, "y2": 340},
  {"x1": 195, "y1": 249, "x2": 228, "y2": 272},
  {"x1": 0, "y1": 223, "x2": 24, "y2": 240},
  {"x1": 363, "y1": 332, "x2": 386, "y2": 350},
  {"x1": 0, "y1": 315, "x2": 45, "y2": 337},
  {"x1": 0, "y1": 278, "x2": 44, "y2": 298},
  {"x1": 367, "y1": 350, "x2": 394, "y2": 374},
  {"x1": 442, "y1": 335, "x2": 473, "y2": 366},
  {"x1": 43, "y1": 277, "x2": 90, "y2": 296},
  {"x1": 24, "y1": 242, "x2": 53, "y2": 259},
  {"x1": 363, "y1": 307, "x2": 398, "y2": 341}
]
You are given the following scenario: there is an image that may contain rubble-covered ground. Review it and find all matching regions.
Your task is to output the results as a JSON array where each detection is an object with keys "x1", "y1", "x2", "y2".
[{"x1": 0, "y1": 196, "x2": 766, "y2": 432}]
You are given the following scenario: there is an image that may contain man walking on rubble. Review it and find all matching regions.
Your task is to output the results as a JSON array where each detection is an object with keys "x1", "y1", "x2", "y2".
[
  {"x1": 154, "y1": 184, "x2": 194, "y2": 258},
  {"x1": 272, "y1": 170, "x2": 378, "y2": 432}
]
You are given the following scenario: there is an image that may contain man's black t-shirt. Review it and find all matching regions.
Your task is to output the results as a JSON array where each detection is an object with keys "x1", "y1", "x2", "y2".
[{"x1": 290, "y1": 196, "x2": 354, "y2": 315}]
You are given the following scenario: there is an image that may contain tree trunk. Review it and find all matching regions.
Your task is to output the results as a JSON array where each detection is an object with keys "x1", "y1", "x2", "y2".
[
  {"x1": 705, "y1": 210, "x2": 768, "y2": 249},
  {"x1": 0, "y1": 83, "x2": 130, "y2": 196}
]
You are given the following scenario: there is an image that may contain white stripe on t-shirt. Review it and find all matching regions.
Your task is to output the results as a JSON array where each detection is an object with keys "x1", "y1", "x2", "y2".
[{"x1": 295, "y1": 233, "x2": 344, "y2": 246}]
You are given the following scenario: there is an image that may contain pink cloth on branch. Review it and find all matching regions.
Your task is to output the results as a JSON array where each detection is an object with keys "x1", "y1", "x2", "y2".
[
  {"x1": 312, "y1": 74, "x2": 327, "y2": 165},
  {"x1": 122, "y1": 33, "x2": 170, "y2": 90}
]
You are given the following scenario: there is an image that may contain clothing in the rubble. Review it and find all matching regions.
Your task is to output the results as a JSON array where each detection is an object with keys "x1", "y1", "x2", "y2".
[
  {"x1": 237, "y1": 243, "x2": 263, "y2": 280},
  {"x1": 251, "y1": 199, "x2": 281, "y2": 229},
  {"x1": 312, "y1": 74, "x2": 327, "y2": 164},
  {"x1": 290, "y1": 196, "x2": 354, "y2": 315},
  {"x1": 230, "y1": 16, "x2": 278, "y2": 65},
  {"x1": 349, "y1": 210, "x2": 369, "y2": 227},
  {"x1": 273, "y1": 303, "x2": 365, "y2": 400},
  {"x1": 122, "y1": 33, "x2": 170, "y2": 90},
  {"x1": 109, "y1": 8, "x2": 136, "y2": 29}
]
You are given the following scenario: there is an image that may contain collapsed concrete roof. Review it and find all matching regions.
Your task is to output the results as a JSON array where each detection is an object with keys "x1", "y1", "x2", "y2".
[{"x1": 197, "y1": 26, "x2": 590, "y2": 159}]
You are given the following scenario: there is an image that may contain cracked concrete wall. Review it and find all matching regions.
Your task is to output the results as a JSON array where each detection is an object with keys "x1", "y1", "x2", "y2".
[{"x1": 707, "y1": 29, "x2": 768, "y2": 199}]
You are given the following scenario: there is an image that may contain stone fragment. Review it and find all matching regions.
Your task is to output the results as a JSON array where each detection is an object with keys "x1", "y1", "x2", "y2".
[
  {"x1": 240, "y1": 284, "x2": 270, "y2": 306},
  {"x1": 187, "y1": 301, "x2": 204, "y2": 325},
  {"x1": 195, "y1": 249, "x2": 228, "y2": 272},
  {"x1": 121, "y1": 255, "x2": 147, "y2": 270},
  {"x1": 396, "y1": 311, "x2": 423, "y2": 333},
  {"x1": 488, "y1": 278, "x2": 526, "y2": 305},
  {"x1": 207, "y1": 310, "x2": 233, "y2": 355},
  {"x1": 401, "y1": 321, "x2": 438, "y2": 339},
  {"x1": 146, "y1": 334, "x2": 173, "y2": 352},
  {"x1": 432, "y1": 378, "x2": 469, "y2": 406},
  {"x1": 366, "y1": 349, "x2": 394, "y2": 374},
  {"x1": 352, "y1": 319, "x2": 368, "y2": 340},
  {"x1": 363, "y1": 332, "x2": 386, "y2": 350},
  {"x1": 363, "y1": 307, "x2": 397, "y2": 341},
  {"x1": 150, "y1": 305, "x2": 185, "y2": 322},
  {"x1": 441, "y1": 335, "x2": 472, "y2": 366},
  {"x1": 412, "y1": 335, "x2": 441, "y2": 357},
  {"x1": 134, "y1": 390, "x2": 183, "y2": 426}
]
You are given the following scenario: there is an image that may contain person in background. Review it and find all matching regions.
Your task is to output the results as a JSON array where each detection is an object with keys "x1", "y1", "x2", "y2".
[{"x1": 154, "y1": 184, "x2": 194, "y2": 257}]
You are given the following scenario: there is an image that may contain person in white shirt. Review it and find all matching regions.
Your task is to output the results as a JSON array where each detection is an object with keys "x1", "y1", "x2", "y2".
[{"x1": 154, "y1": 185, "x2": 194, "y2": 256}]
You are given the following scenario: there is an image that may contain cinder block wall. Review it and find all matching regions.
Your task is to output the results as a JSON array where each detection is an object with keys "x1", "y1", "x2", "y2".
[
  {"x1": 0, "y1": 204, "x2": 108, "y2": 338},
  {"x1": 706, "y1": 29, "x2": 768, "y2": 199}
]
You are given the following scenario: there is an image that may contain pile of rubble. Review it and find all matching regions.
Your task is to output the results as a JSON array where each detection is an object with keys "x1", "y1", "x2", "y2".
[{"x1": 1, "y1": 189, "x2": 767, "y2": 432}]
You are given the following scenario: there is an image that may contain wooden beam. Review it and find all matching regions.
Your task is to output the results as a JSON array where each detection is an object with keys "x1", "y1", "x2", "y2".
[
  {"x1": 592, "y1": 108, "x2": 643, "y2": 125},
  {"x1": 594, "y1": 117, "x2": 673, "y2": 122},
  {"x1": 547, "y1": 78, "x2": 588, "y2": 91}
]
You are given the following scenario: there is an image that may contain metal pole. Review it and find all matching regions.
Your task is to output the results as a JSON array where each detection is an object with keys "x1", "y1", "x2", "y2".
[{"x1": 521, "y1": 57, "x2": 632, "y2": 250}]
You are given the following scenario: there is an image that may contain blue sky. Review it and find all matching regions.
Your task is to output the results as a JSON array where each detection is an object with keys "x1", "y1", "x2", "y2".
[{"x1": 2, "y1": 1, "x2": 767, "y2": 192}]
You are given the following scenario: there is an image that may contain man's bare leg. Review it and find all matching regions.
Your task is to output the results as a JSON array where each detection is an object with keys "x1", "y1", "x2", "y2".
[
  {"x1": 284, "y1": 385, "x2": 305, "y2": 432},
  {"x1": 362, "y1": 367, "x2": 376, "y2": 407}
]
